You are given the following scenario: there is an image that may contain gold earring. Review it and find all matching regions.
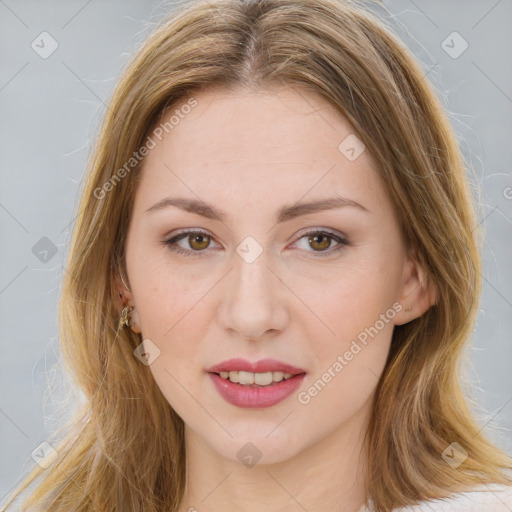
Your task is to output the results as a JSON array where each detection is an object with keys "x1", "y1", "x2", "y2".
[{"x1": 119, "y1": 306, "x2": 133, "y2": 329}]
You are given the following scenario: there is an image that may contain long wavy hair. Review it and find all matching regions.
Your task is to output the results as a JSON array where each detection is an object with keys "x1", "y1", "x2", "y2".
[{"x1": 3, "y1": 0, "x2": 511, "y2": 510}]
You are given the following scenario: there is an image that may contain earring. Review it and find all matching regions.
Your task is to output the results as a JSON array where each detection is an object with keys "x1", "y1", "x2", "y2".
[{"x1": 119, "y1": 306, "x2": 133, "y2": 329}]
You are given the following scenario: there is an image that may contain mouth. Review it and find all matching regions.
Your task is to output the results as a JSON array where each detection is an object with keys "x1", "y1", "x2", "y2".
[
  {"x1": 207, "y1": 357, "x2": 307, "y2": 386},
  {"x1": 206, "y1": 358, "x2": 307, "y2": 407}
]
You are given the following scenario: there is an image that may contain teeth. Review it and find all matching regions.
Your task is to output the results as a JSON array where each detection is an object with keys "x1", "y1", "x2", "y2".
[
  {"x1": 238, "y1": 371, "x2": 254, "y2": 385},
  {"x1": 254, "y1": 372, "x2": 272, "y2": 385},
  {"x1": 218, "y1": 370, "x2": 295, "y2": 385},
  {"x1": 273, "y1": 371, "x2": 284, "y2": 382}
]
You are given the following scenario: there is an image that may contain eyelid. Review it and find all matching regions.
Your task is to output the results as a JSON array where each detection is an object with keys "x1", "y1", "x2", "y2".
[
  {"x1": 165, "y1": 227, "x2": 346, "y2": 243},
  {"x1": 294, "y1": 226, "x2": 346, "y2": 240}
]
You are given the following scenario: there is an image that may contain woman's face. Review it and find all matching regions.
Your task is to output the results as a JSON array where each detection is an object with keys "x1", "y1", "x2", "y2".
[{"x1": 122, "y1": 85, "x2": 428, "y2": 465}]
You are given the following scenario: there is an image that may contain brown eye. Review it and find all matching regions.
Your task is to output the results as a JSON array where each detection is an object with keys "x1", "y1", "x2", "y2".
[
  {"x1": 163, "y1": 230, "x2": 219, "y2": 257},
  {"x1": 308, "y1": 233, "x2": 333, "y2": 251},
  {"x1": 188, "y1": 233, "x2": 210, "y2": 250},
  {"x1": 164, "y1": 229, "x2": 347, "y2": 258},
  {"x1": 294, "y1": 229, "x2": 348, "y2": 257}
]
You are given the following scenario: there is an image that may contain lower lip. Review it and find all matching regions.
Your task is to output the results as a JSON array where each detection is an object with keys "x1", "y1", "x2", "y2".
[{"x1": 208, "y1": 372, "x2": 306, "y2": 408}]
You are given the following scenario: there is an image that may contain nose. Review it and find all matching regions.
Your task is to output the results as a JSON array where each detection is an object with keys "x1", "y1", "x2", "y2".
[{"x1": 217, "y1": 248, "x2": 289, "y2": 341}]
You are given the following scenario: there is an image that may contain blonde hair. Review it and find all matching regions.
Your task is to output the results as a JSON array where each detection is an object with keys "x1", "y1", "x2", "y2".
[{"x1": 3, "y1": 0, "x2": 511, "y2": 510}]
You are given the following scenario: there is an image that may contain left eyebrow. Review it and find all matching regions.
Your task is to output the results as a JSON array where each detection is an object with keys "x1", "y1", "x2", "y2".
[{"x1": 144, "y1": 194, "x2": 371, "y2": 223}]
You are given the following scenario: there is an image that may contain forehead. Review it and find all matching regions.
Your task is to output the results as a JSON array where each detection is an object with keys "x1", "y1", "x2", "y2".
[{"x1": 135, "y1": 85, "x2": 383, "y2": 212}]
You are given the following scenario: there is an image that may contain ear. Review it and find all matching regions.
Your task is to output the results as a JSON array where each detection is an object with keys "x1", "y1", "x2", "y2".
[
  {"x1": 113, "y1": 271, "x2": 128, "y2": 310},
  {"x1": 393, "y1": 245, "x2": 437, "y2": 326},
  {"x1": 113, "y1": 271, "x2": 142, "y2": 334}
]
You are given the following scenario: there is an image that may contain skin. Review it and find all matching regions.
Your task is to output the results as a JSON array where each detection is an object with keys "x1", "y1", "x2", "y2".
[{"x1": 117, "y1": 85, "x2": 436, "y2": 512}]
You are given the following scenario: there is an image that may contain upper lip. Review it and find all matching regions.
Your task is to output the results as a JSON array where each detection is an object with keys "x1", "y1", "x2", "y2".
[{"x1": 208, "y1": 358, "x2": 307, "y2": 375}]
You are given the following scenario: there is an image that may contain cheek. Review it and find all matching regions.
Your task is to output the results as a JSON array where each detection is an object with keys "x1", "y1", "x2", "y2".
[
  {"x1": 292, "y1": 259, "x2": 397, "y2": 399},
  {"x1": 131, "y1": 253, "x2": 213, "y2": 341},
  {"x1": 295, "y1": 261, "x2": 397, "y2": 340},
  {"x1": 133, "y1": 271, "x2": 211, "y2": 413},
  {"x1": 297, "y1": 279, "x2": 394, "y2": 418}
]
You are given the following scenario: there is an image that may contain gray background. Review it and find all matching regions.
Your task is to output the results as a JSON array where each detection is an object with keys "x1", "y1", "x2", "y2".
[{"x1": 1, "y1": 0, "x2": 511, "y2": 503}]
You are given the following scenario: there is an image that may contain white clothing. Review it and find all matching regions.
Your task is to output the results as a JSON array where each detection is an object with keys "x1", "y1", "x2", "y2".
[{"x1": 358, "y1": 484, "x2": 512, "y2": 512}]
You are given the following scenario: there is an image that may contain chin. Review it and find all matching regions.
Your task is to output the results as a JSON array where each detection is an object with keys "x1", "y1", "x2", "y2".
[{"x1": 204, "y1": 427, "x2": 307, "y2": 467}]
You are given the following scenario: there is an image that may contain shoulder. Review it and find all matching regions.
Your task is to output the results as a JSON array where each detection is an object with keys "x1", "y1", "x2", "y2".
[{"x1": 392, "y1": 484, "x2": 512, "y2": 512}]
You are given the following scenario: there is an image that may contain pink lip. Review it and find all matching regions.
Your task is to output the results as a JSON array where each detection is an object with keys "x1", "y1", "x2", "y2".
[
  {"x1": 207, "y1": 358, "x2": 307, "y2": 408},
  {"x1": 208, "y1": 358, "x2": 306, "y2": 375},
  {"x1": 208, "y1": 373, "x2": 306, "y2": 408}
]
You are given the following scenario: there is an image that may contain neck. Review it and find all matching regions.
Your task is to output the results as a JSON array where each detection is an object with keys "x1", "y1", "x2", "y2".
[{"x1": 177, "y1": 399, "x2": 371, "y2": 512}]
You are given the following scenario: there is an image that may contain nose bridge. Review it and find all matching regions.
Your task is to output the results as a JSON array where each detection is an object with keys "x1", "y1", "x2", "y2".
[
  {"x1": 235, "y1": 248, "x2": 272, "y2": 300},
  {"x1": 219, "y1": 243, "x2": 287, "y2": 339}
]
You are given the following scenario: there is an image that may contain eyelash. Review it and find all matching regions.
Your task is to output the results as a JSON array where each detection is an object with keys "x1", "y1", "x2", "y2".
[{"x1": 162, "y1": 229, "x2": 349, "y2": 258}]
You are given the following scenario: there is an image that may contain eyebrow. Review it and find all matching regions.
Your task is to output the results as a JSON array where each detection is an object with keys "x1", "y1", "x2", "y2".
[{"x1": 145, "y1": 194, "x2": 371, "y2": 223}]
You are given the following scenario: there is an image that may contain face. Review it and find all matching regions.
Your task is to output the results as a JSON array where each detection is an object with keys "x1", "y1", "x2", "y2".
[{"x1": 122, "y1": 85, "x2": 425, "y2": 465}]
